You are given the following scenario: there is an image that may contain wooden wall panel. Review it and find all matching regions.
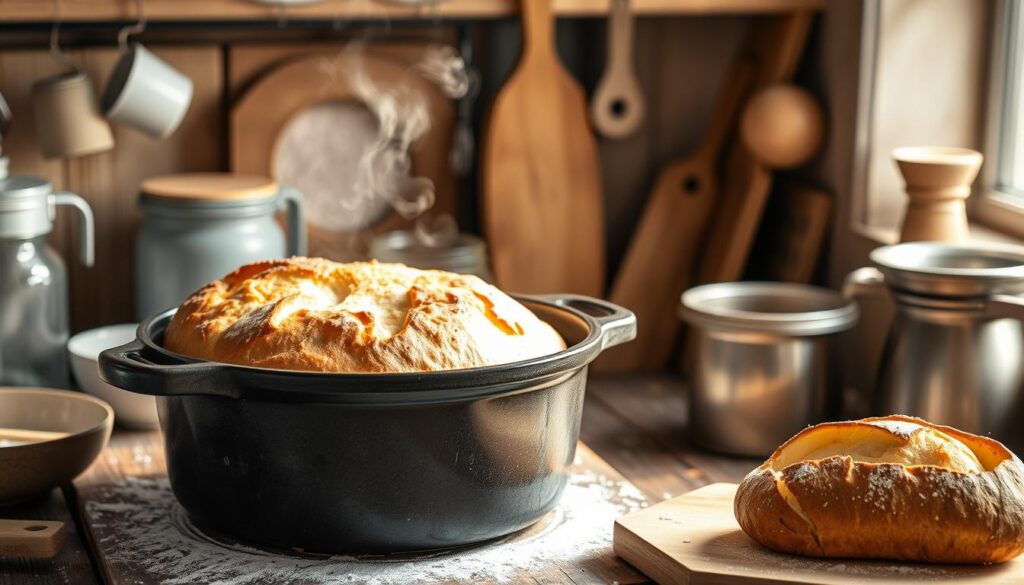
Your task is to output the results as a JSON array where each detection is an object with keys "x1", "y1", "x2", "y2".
[{"x1": 49, "y1": 46, "x2": 223, "y2": 332}]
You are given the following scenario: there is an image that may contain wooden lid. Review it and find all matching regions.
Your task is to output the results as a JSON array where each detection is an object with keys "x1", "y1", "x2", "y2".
[{"x1": 141, "y1": 173, "x2": 279, "y2": 202}]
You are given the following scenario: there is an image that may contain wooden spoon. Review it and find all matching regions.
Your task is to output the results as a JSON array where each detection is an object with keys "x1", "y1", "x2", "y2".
[{"x1": 590, "y1": 0, "x2": 645, "y2": 138}]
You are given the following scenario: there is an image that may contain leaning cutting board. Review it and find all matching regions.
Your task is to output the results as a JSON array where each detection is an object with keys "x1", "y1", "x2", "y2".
[
  {"x1": 596, "y1": 56, "x2": 754, "y2": 372},
  {"x1": 482, "y1": 0, "x2": 604, "y2": 296},
  {"x1": 614, "y1": 483, "x2": 1024, "y2": 585}
]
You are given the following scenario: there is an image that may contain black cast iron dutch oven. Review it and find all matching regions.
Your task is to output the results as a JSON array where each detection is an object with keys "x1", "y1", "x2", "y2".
[{"x1": 99, "y1": 294, "x2": 635, "y2": 554}]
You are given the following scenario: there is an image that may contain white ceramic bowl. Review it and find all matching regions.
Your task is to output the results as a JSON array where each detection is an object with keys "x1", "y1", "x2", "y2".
[{"x1": 68, "y1": 324, "x2": 158, "y2": 430}]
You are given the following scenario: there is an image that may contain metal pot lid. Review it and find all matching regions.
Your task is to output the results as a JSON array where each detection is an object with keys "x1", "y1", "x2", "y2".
[
  {"x1": 870, "y1": 241, "x2": 1024, "y2": 297},
  {"x1": 680, "y1": 282, "x2": 858, "y2": 336}
]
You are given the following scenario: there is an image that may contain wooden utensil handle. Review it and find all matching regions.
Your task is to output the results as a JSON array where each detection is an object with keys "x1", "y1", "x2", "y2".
[
  {"x1": 521, "y1": 0, "x2": 555, "y2": 61},
  {"x1": 607, "y1": 0, "x2": 635, "y2": 70},
  {"x1": 0, "y1": 428, "x2": 70, "y2": 444},
  {"x1": 702, "y1": 58, "x2": 756, "y2": 158},
  {"x1": 0, "y1": 519, "x2": 67, "y2": 559}
]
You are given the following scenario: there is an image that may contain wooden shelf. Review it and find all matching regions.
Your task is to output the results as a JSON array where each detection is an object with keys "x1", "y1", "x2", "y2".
[{"x1": 0, "y1": 0, "x2": 824, "y2": 23}]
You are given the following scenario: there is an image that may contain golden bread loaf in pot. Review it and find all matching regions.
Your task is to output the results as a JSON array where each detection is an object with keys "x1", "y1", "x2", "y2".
[
  {"x1": 164, "y1": 257, "x2": 566, "y2": 372},
  {"x1": 734, "y1": 415, "x2": 1024, "y2": 564}
]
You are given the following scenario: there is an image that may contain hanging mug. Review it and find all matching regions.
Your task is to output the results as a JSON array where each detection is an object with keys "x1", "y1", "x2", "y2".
[
  {"x1": 32, "y1": 4, "x2": 114, "y2": 159},
  {"x1": 100, "y1": 0, "x2": 192, "y2": 139},
  {"x1": 32, "y1": 71, "x2": 115, "y2": 159},
  {"x1": 101, "y1": 45, "x2": 193, "y2": 139}
]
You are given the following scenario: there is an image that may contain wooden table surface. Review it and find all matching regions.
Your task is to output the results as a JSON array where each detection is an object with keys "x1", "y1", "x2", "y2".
[{"x1": 0, "y1": 374, "x2": 760, "y2": 585}]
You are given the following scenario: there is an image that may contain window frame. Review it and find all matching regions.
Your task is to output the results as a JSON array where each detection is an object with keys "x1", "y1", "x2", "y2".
[{"x1": 973, "y1": 0, "x2": 1024, "y2": 237}]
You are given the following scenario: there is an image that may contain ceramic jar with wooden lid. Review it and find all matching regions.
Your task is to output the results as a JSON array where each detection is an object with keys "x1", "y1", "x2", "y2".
[{"x1": 134, "y1": 173, "x2": 305, "y2": 320}]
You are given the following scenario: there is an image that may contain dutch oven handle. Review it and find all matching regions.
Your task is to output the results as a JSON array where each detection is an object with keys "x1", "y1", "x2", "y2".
[
  {"x1": 99, "y1": 339, "x2": 240, "y2": 399},
  {"x1": 527, "y1": 294, "x2": 637, "y2": 350}
]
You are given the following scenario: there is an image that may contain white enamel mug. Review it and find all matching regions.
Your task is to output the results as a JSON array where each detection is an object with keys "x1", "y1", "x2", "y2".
[{"x1": 101, "y1": 45, "x2": 193, "y2": 138}]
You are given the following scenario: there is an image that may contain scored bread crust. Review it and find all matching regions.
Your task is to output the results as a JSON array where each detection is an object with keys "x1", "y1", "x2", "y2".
[
  {"x1": 163, "y1": 257, "x2": 566, "y2": 373},
  {"x1": 734, "y1": 415, "x2": 1024, "y2": 564}
]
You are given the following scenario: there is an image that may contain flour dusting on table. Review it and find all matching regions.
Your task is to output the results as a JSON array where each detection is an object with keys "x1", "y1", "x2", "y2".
[{"x1": 85, "y1": 471, "x2": 645, "y2": 585}]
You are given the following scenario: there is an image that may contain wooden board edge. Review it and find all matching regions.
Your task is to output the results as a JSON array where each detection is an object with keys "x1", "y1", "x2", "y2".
[
  {"x1": 613, "y1": 483, "x2": 744, "y2": 585},
  {"x1": 67, "y1": 482, "x2": 119, "y2": 585},
  {"x1": 614, "y1": 520, "x2": 693, "y2": 585}
]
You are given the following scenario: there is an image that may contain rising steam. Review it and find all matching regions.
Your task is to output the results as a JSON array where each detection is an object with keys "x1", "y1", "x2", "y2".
[{"x1": 307, "y1": 41, "x2": 470, "y2": 250}]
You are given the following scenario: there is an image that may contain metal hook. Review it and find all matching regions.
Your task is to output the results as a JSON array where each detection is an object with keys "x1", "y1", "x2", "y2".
[
  {"x1": 49, "y1": 0, "x2": 80, "y2": 73},
  {"x1": 275, "y1": 2, "x2": 288, "y2": 28},
  {"x1": 117, "y1": 0, "x2": 147, "y2": 52}
]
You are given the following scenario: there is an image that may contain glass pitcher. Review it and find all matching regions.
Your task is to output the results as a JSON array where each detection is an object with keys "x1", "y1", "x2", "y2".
[{"x1": 0, "y1": 160, "x2": 94, "y2": 388}]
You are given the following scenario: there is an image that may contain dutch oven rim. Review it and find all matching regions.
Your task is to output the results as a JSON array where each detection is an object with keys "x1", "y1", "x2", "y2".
[{"x1": 98, "y1": 294, "x2": 636, "y2": 405}]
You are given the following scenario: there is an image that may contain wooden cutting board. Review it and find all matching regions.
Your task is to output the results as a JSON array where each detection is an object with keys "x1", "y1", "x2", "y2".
[
  {"x1": 482, "y1": 0, "x2": 604, "y2": 296},
  {"x1": 614, "y1": 483, "x2": 1024, "y2": 585},
  {"x1": 596, "y1": 56, "x2": 754, "y2": 372},
  {"x1": 231, "y1": 48, "x2": 456, "y2": 261},
  {"x1": 747, "y1": 182, "x2": 832, "y2": 283}
]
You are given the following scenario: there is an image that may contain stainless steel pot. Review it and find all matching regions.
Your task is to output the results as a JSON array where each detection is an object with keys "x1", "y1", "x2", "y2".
[
  {"x1": 680, "y1": 282, "x2": 858, "y2": 456},
  {"x1": 369, "y1": 230, "x2": 492, "y2": 281},
  {"x1": 99, "y1": 295, "x2": 635, "y2": 553},
  {"x1": 845, "y1": 242, "x2": 1024, "y2": 452}
]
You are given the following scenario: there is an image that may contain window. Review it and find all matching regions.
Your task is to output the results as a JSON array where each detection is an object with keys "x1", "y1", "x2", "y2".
[
  {"x1": 853, "y1": 0, "x2": 988, "y2": 240},
  {"x1": 977, "y1": 0, "x2": 1024, "y2": 236}
]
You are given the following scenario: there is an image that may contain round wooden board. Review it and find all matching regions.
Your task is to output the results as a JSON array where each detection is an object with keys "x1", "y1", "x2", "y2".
[{"x1": 230, "y1": 50, "x2": 456, "y2": 260}]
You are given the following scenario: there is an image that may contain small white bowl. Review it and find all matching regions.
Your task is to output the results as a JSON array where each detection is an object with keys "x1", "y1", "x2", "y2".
[{"x1": 68, "y1": 324, "x2": 158, "y2": 430}]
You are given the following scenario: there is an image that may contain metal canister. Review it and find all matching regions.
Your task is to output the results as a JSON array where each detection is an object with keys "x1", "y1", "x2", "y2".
[
  {"x1": 134, "y1": 173, "x2": 306, "y2": 320},
  {"x1": 846, "y1": 242, "x2": 1024, "y2": 453},
  {"x1": 369, "y1": 230, "x2": 492, "y2": 281},
  {"x1": 679, "y1": 282, "x2": 858, "y2": 456},
  {"x1": 0, "y1": 158, "x2": 94, "y2": 388}
]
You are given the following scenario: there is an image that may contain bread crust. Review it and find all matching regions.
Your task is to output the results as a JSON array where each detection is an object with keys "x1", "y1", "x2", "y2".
[
  {"x1": 163, "y1": 258, "x2": 565, "y2": 373},
  {"x1": 734, "y1": 415, "x2": 1024, "y2": 564}
]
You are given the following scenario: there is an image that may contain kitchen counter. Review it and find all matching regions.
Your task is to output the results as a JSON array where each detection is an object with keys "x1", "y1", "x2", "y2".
[{"x1": 1, "y1": 375, "x2": 759, "y2": 585}]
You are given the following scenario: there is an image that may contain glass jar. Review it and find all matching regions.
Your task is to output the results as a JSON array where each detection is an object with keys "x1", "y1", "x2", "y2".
[{"x1": 0, "y1": 168, "x2": 94, "y2": 388}]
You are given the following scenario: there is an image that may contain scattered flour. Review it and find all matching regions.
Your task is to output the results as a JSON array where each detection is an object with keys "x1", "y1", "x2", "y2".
[{"x1": 86, "y1": 471, "x2": 646, "y2": 585}]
